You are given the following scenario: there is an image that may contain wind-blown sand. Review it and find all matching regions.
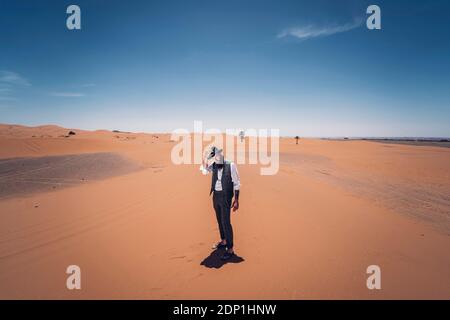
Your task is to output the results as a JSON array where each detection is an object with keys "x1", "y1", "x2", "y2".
[
  {"x1": 0, "y1": 124, "x2": 449, "y2": 299},
  {"x1": 0, "y1": 153, "x2": 142, "y2": 199}
]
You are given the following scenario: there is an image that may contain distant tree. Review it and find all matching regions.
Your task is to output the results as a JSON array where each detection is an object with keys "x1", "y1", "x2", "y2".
[
  {"x1": 239, "y1": 130, "x2": 245, "y2": 142},
  {"x1": 64, "y1": 131, "x2": 76, "y2": 138},
  {"x1": 295, "y1": 136, "x2": 299, "y2": 144}
]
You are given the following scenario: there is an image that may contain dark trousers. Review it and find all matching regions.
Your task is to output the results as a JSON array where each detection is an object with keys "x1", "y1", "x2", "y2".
[{"x1": 213, "y1": 191, "x2": 233, "y2": 249}]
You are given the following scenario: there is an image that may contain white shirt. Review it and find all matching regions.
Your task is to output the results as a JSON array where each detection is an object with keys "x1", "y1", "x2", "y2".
[{"x1": 200, "y1": 161, "x2": 240, "y2": 191}]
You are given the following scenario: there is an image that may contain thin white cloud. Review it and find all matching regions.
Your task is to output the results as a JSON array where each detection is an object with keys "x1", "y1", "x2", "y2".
[
  {"x1": 0, "y1": 86, "x2": 15, "y2": 101},
  {"x1": 278, "y1": 18, "x2": 363, "y2": 41},
  {"x1": 0, "y1": 87, "x2": 12, "y2": 93},
  {"x1": 0, "y1": 96, "x2": 17, "y2": 101},
  {"x1": 80, "y1": 83, "x2": 95, "y2": 87},
  {"x1": 0, "y1": 70, "x2": 31, "y2": 86},
  {"x1": 50, "y1": 92, "x2": 86, "y2": 97}
]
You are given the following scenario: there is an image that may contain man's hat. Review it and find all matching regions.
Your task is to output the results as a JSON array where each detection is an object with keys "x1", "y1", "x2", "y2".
[{"x1": 206, "y1": 146, "x2": 223, "y2": 160}]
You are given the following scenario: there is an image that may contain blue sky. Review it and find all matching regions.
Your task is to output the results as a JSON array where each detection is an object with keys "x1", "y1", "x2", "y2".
[{"x1": 1, "y1": 0, "x2": 449, "y2": 137}]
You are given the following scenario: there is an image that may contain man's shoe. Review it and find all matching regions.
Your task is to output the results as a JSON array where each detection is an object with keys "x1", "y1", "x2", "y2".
[
  {"x1": 212, "y1": 242, "x2": 227, "y2": 250},
  {"x1": 221, "y1": 251, "x2": 234, "y2": 260}
]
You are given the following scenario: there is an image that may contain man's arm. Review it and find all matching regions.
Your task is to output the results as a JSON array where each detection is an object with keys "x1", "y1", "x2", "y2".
[
  {"x1": 200, "y1": 159, "x2": 213, "y2": 175},
  {"x1": 231, "y1": 163, "x2": 240, "y2": 211}
]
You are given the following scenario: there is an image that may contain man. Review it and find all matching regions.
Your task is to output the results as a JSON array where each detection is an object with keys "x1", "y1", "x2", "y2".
[{"x1": 200, "y1": 146, "x2": 240, "y2": 260}]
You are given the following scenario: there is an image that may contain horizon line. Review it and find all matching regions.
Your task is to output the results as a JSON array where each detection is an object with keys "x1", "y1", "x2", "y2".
[{"x1": 1, "y1": 122, "x2": 449, "y2": 140}]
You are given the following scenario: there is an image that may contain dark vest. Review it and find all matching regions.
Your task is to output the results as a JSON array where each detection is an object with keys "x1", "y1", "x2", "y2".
[{"x1": 210, "y1": 161, "x2": 234, "y2": 199}]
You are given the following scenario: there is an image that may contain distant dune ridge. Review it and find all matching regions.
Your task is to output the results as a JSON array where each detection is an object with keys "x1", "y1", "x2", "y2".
[
  {"x1": 0, "y1": 123, "x2": 449, "y2": 299},
  {"x1": 0, "y1": 124, "x2": 83, "y2": 139}
]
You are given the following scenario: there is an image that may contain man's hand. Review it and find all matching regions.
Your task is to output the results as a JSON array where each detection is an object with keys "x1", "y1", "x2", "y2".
[{"x1": 231, "y1": 199, "x2": 239, "y2": 212}]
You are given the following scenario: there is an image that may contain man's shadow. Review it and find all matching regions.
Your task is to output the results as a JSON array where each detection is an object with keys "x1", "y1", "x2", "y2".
[{"x1": 200, "y1": 248, "x2": 244, "y2": 269}]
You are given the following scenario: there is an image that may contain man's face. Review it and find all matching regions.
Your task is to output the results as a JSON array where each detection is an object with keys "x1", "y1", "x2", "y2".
[{"x1": 215, "y1": 153, "x2": 224, "y2": 168}]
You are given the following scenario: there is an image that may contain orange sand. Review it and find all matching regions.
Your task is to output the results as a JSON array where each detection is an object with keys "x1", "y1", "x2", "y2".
[{"x1": 0, "y1": 124, "x2": 449, "y2": 299}]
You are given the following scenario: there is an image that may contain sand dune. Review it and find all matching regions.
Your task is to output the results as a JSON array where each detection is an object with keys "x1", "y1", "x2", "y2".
[
  {"x1": 0, "y1": 124, "x2": 449, "y2": 299},
  {"x1": 281, "y1": 140, "x2": 450, "y2": 233}
]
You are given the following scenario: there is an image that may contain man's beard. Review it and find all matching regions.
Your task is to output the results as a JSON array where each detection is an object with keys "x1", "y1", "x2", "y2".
[{"x1": 216, "y1": 163, "x2": 224, "y2": 169}]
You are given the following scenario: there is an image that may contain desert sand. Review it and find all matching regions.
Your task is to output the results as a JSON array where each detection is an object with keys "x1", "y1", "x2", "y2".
[{"x1": 0, "y1": 123, "x2": 449, "y2": 299}]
